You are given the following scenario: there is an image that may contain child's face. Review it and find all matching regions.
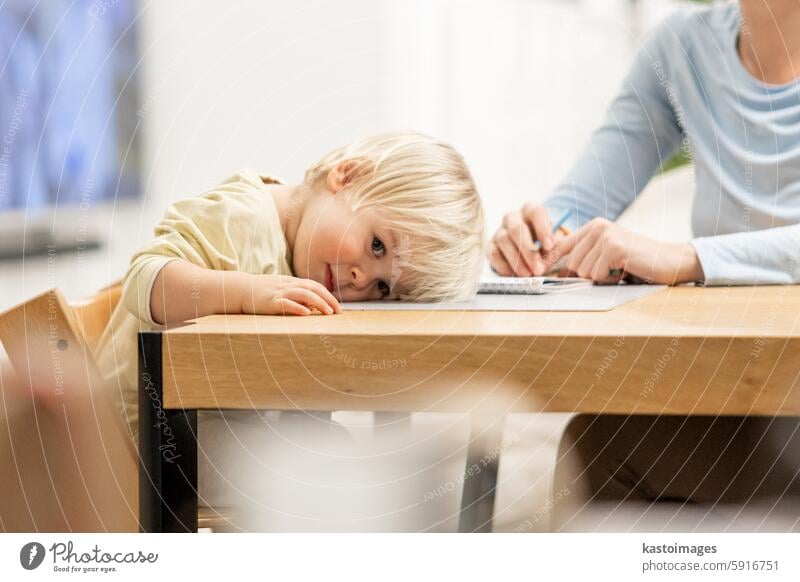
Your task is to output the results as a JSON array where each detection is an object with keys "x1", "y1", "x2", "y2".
[{"x1": 291, "y1": 190, "x2": 409, "y2": 302}]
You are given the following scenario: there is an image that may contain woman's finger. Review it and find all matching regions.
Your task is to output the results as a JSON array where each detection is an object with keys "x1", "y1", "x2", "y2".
[
  {"x1": 524, "y1": 205, "x2": 554, "y2": 251},
  {"x1": 489, "y1": 245, "x2": 514, "y2": 276},
  {"x1": 495, "y1": 229, "x2": 533, "y2": 276},
  {"x1": 502, "y1": 212, "x2": 540, "y2": 274},
  {"x1": 589, "y1": 250, "x2": 622, "y2": 284},
  {"x1": 576, "y1": 242, "x2": 604, "y2": 280},
  {"x1": 541, "y1": 254, "x2": 567, "y2": 276},
  {"x1": 564, "y1": 228, "x2": 598, "y2": 274},
  {"x1": 550, "y1": 229, "x2": 581, "y2": 264}
]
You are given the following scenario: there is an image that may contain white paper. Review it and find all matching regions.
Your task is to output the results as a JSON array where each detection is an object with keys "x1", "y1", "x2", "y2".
[{"x1": 342, "y1": 284, "x2": 665, "y2": 312}]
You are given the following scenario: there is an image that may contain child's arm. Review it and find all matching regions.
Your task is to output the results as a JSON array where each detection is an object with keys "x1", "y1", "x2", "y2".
[
  {"x1": 120, "y1": 172, "x2": 340, "y2": 326},
  {"x1": 150, "y1": 259, "x2": 340, "y2": 325}
]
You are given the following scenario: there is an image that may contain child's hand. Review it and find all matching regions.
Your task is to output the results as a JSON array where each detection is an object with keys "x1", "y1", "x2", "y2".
[{"x1": 239, "y1": 274, "x2": 341, "y2": 316}]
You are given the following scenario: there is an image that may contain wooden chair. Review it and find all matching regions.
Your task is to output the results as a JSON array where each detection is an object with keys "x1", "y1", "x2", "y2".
[
  {"x1": 0, "y1": 282, "x2": 120, "y2": 387},
  {"x1": 0, "y1": 281, "x2": 231, "y2": 532},
  {"x1": 0, "y1": 281, "x2": 138, "y2": 531}
]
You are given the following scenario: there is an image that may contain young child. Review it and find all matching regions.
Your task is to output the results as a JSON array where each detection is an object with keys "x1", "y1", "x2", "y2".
[{"x1": 93, "y1": 131, "x2": 485, "y2": 520}]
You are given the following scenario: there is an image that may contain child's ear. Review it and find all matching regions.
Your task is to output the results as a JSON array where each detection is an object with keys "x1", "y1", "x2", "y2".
[{"x1": 326, "y1": 158, "x2": 372, "y2": 194}]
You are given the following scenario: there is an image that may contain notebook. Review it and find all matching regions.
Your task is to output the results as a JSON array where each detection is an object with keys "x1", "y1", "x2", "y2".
[{"x1": 478, "y1": 276, "x2": 593, "y2": 295}]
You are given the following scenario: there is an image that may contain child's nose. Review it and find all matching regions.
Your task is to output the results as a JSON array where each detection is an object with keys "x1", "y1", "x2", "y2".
[{"x1": 350, "y1": 265, "x2": 369, "y2": 290}]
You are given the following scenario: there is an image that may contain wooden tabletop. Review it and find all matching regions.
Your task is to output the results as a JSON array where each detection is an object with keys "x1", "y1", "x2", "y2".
[{"x1": 157, "y1": 286, "x2": 800, "y2": 416}]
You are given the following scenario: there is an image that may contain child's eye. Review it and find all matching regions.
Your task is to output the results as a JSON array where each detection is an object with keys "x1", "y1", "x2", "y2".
[
  {"x1": 377, "y1": 280, "x2": 390, "y2": 297},
  {"x1": 371, "y1": 236, "x2": 386, "y2": 257}
]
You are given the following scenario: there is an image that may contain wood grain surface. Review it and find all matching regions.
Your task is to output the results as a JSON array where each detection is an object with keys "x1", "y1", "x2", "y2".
[{"x1": 158, "y1": 286, "x2": 800, "y2": 415}]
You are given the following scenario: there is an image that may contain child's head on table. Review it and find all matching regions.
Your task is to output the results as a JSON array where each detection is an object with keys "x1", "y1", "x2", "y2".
[{"x1": 277, "y1": 130, "x2": 485, "y2": 303}]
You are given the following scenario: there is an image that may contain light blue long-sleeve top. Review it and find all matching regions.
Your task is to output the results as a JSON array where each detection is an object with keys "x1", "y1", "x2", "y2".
[{"x1": 543, "y1": 2, "x2": 800, "y2": 285}]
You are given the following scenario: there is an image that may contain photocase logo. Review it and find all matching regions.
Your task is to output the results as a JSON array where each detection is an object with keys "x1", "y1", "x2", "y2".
[{"x1": 20, "y1": 542, "x2": 46, "y2": 570}]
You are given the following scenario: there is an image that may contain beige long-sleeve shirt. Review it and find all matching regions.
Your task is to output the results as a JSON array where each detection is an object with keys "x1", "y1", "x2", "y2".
[{"x1": 94, "y1": 169, "x2": 293, "y2": 442}]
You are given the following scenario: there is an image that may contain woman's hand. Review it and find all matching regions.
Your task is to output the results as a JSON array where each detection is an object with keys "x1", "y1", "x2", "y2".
[
  {"x1": 550, "y1": 218, "x2": 705, "y2": 285},
  {"x1": 488, "y1": 203, "x2": 568, "y2": 276},
  {"x1": 239, "y1": 274, "x2": 341, "y2": 316}
]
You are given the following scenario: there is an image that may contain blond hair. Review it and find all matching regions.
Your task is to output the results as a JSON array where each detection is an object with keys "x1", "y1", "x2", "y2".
[{"x1": 305, "y1": 131, "x2": 485, "y2": 302}]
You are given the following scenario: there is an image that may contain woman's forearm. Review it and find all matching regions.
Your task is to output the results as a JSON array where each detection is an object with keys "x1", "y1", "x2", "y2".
[
  {"x1": 690, "y1": 223, "x2": 800, "y2": 286},
  {"x1": 149, "y1": 260, "x2": 249, "y2": 324}
]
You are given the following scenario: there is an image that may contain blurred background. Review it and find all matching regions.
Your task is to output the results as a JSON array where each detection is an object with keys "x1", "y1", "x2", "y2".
[
  {"x1": 0, "y1": 0, "x2": 697, "y2": 311},
  {"x1": 0, "y1": 0, "x2": 703, "y2": 532}
]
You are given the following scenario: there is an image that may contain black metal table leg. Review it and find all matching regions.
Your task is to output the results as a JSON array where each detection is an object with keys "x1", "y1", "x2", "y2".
[
  {"x1": 139, "y1": 331, "x2": 198, "y2": 533},
  {"x1": 458, "y1": 415, "x2": 506, "y2": 533}
]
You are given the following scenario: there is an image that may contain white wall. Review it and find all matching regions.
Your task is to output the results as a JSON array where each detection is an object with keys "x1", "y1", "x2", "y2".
[{"x1": 0, "y1": 0, "x2": 694, "y2": 312}]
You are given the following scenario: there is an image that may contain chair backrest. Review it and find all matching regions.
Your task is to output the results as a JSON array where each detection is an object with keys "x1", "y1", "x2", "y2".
[
  {"x1": 0, "y1": 279, "x2": 122, "y2": 389},
  {"x1": 71, "y1": 279, "x2": 123, "y2": 353},
  {"x1": 0, "y1": 280, "x2": 136, "y2": 531}
]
